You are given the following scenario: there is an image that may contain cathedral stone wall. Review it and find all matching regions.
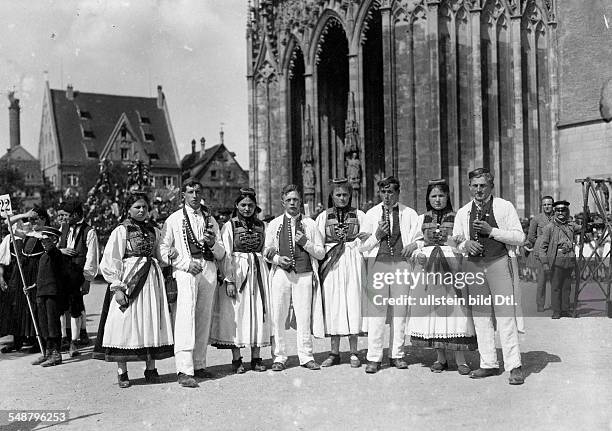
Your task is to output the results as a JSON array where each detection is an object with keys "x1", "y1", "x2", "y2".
[{"x1": 248, "y1": 0, "x2": 559, "y2": 217}]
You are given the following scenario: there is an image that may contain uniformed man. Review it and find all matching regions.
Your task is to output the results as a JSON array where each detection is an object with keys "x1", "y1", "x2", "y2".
[{"x1": 539, "y1": 200, "x2": 578, "y2": 319}]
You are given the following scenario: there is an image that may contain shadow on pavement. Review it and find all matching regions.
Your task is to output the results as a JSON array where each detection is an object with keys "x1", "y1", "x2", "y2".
[{"x1": 520, "y1": 350, "x2": 561, "y2": 378}]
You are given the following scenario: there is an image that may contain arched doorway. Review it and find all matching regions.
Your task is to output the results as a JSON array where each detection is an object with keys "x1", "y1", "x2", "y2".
[
  {"x1": 316, "y1": 18, "x2": 349, "y2": 201},
  {"x1": 362, "y1": 7, "x2": 385, "y2": 204}
]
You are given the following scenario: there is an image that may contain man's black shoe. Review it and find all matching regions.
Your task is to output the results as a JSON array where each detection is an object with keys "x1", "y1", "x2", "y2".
[
  {"x1": 365, "y1": 361, "x2": 381, "y2": 374},
  {"x1": 301, "y1": 360, "x2": 321, "y2": 370},
  {"x1": 551, "y1": 312, "x2": 561, "y2": 319},
  {"x1": 271, "y1": 362, "x2": 285, "y2": 371},
  {"x1": 177, "y1": 372, "x2": 198, "y2": 388},
  {"x1": 389, "y1": 358, "x2": 409, "y2": 369},
  {"x1": 508, "y1": 366, "x2": 525, "y2": 385},
  {"x1": 469, "y1": 368, "x2": 498, "y2": 379}
]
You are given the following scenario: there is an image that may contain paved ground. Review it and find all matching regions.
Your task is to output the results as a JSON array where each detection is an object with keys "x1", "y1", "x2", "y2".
[{"x1": 1, "y1": 279, "x2": 611, "y2": 431}]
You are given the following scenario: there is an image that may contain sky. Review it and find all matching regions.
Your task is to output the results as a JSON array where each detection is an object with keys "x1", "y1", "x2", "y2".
[{"x1": 0, "y1": 0, "x2": 250, "y2": 168}]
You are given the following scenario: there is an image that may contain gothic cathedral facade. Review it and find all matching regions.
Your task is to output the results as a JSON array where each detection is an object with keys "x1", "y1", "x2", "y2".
[{"x1": 247, "y1": 0, "x2": 558, "y2": 216}]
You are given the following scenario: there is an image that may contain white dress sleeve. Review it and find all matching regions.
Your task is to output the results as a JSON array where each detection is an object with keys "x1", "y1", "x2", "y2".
[
  {"x1": 99, "y1": 225, "x2": 127, "y2": 290},
  {"x1": 0, "y1": 235, "x2": 11, "y2": 266},
  {"x1": 221, "y1": 221, "x2": 235, "y2": 283}
]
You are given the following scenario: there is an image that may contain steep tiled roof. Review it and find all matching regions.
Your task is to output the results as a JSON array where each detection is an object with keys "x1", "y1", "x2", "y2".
[
  {"x1": 50, "y1": 89, "x2": 178, "y2": 168},
  {"x1": 0, "y1": 145, "x2": 38, "y2": 162},
  {"x1": 181, "y1": 144, "x2": 222, "y2": 176}
]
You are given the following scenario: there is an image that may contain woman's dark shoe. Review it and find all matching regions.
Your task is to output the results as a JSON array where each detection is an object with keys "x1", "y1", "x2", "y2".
[
  {"x1": 350, "y1": 354, "x2": 361, "y2": 368},
  {"x1": 430, "y1": 361, "x2": 448, "y2": 373},
  {"x1": 144, "y1": 368, "x2": 162, "y2": 384},
  {"x1": 250, "y1": 358, "x2": 266, "y2": 372},
  {"x1": 457, "y1": 363, "x2": 471, "y2": 375},
  {"x1": 118, "y1": 372, "x2": 130, "y2": 388},
  {"x1": 321, "y1": 353, "x2": 341, "y2": 367},
  {"x1": 232, "y1": 357, "x2": 246, "y2": 374}
]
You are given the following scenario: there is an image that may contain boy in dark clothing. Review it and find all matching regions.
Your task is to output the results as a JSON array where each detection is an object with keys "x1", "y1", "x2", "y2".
[{"x1": 32, "y1": 226, "x2": 67, "y2": 367}]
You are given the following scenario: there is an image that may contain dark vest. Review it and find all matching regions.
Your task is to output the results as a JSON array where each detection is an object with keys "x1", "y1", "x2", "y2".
[
  {"x1": 422, "y1": 210, "x2": 455, "y2": 246},
  {"x1": 324, "y1": 207, "x2": 359, "y2": 243},
  {"x1": 468, "y1": 199, "x2": 507, "y2": 262},
  {"x1": 278, "y1": 215, "x2": 312, "y2": 273},
  {"x1": 123, "y1": 219, "x2": 156, "y2": 258},
  {"x1": 36, "y1": 247, "x2": 65, "y2": 297},
  {"x1": 377, "y1": 206, "x2": 404, "y2": 260},
  {"x1": 59, "y1": 222, "x2": 92, "y2": 269},
  {"x1": 231, "y1": 217, "x2": 265, "y2": 253},
  {"x1": 184, "y1": 207, "x2": 214, "y2": 261}
]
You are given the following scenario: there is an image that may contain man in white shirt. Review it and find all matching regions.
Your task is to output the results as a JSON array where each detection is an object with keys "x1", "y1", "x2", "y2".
[
  {"x1": 264, "y1": 184, "x2": 325, "y2": 371},
  {"x1": 453, "y1": 168, "x2": 525, "y2": 385},
  {"x1": 57, "y1": 200, "x2": 99, "y2": 357},
  {"x1": 159, "y1": 179, "x2": 225, "y2": 388},
  {"x1": 360, "y1": 176, "x2": 421, "y2": 374}
]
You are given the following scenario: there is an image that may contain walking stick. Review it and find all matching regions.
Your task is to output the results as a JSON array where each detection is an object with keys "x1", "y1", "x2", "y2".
[{"x1": 5, "y1": 216, "x2": 45, "y2": 354}]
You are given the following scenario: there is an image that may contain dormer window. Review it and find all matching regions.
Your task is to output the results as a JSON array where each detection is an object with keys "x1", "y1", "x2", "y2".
[
  {"x1": 79, "y1": 109, "x2": 91, "y2": 119},
  {"x1": 148, "y1": 153, "x2": 159, "y2": 160},
  {"x1": 144, "y1": 132, "x2": 155, "y2": 141},
  {"x1": 137, "y1": 111, "x2": 151, "y2": 124},
  {"x1": 81, "y1": 121, "x2": 95, "y2": 139}
]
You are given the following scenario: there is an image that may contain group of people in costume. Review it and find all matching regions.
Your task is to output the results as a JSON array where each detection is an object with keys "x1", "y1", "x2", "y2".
[
  {"x1": 1, "y1": 167, "x2": 532, "y2": 387},
  {"x1": 0, "y1": 201, "x2": 99, "y2": 367}
]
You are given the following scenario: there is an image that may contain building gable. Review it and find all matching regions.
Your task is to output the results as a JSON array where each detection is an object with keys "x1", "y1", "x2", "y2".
[{"x1": 100, "y1": 113, "x2": 150, "y2": 164}]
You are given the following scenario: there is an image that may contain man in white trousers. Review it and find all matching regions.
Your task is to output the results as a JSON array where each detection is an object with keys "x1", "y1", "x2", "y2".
[
  {"x1": 361, "y1": 176, "x2": 421, "y2": 374},
  {"x1": 264, "y1": 184, "x2": 326, "y2": 371},
  {"x1": 453, "y1": 168, "x2": 525, "y2": 385},
  {"x1": 160, "y1": 179, "x2": 225, "y2": 388}
]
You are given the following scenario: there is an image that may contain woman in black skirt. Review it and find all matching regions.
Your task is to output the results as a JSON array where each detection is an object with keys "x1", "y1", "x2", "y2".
[{"x1": 1, "y1": 207, "x2": 49, "y2": 356}]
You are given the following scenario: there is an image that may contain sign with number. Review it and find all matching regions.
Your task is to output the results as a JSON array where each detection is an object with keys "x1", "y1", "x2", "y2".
[{"x1": 0, "y1": 194, "x2": 13, "y2": 217}]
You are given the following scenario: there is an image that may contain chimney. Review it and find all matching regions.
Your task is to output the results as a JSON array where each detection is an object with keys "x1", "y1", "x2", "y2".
[
  {"x1": 219, "y1": 125, "x2": 224, "y2": 145},
  {"x1": 157, "y1": 85, "x2": 164, "y2": 109},
  {"x1": 200, "y1": 137, "x2": 206, "y2": 158},
  {"x1": 8, "y1": 92, "x2": 20, "y2": 149},
  {"x1": 191, "y1": 139, "x2": 196, "y2": 155},
  {"x1": 66, "y1": 84, "x2": 74, "y2": 101}
]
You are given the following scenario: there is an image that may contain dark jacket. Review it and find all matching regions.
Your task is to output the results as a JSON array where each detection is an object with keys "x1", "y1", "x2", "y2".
[
  {"x1": 539, "y1": 221, "x2": 578, "y2": 269},
  {"x1": 36, "y1": 247, "x2": 67, "y2": 298}
]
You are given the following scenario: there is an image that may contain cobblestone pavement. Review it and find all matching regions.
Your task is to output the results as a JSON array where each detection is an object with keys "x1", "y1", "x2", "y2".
[{"x1": 1, "y1": 279, "x2": 611, "y2": 430}]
